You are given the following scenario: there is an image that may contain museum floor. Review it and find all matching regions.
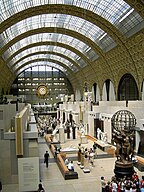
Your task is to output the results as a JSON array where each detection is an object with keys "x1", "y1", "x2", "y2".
[{"x1": 3, "y1": 133, "x2": 144, "y2": 192}]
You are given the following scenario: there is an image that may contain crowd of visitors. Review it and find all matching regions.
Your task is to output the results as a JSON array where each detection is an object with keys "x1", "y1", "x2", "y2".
[
  {"x1": 37, "y1": 116, "x2": 60, "y2": 136},
  {"x1": 101, "y1": 173, "x2": 144, "y2": 192}
]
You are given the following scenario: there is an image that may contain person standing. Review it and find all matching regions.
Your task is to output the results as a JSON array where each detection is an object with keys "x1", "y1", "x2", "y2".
[
  {"x1": 77, "y1": 143, "x2": 82, "y2": 164},
  {"x1": 101, "y1": 176, "x2": 106, "y2": 192},
  {"x1": 72, "y1": 120, "x2": 76, "y2": 139},
  {"x1": 105, "y1": 181, "x2": 112, "y2": 192},
  {"x1": 140, "y1": 184, "x2": 144, "y2": 192},
  {"x1": 37, "y1": 183, "x2": 45, "y2": 192},
  {"x1": 93, "y1": 142, "x2": 97, "y2": 158},
  {"x1": 111, "y1": 180, "x2": 118, "y2": 192},
  {"x1": 44, "y1": 151, "x2": 49, "y2": 168}
]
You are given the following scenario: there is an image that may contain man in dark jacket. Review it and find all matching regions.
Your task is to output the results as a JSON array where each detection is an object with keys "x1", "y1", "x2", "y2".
[{"x1": 44, "y1": 151, "x2": 50, "y2": 168}]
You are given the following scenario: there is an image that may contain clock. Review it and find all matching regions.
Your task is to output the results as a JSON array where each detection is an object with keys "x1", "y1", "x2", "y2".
[
  {"x1": 36, "y1": 84, "x2": 48, "y2": 98},
  {"x1": 39, "y1": 86, "x2": 47, "y2": 95}
]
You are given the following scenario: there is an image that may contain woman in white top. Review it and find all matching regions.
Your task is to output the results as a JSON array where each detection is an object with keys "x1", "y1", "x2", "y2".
[
  {"x1": 111, "y1": 181, "x2": 118, "y2": 192},
  {"x1": 68, "y1": 161, "x2": 74, "y2": 171}
]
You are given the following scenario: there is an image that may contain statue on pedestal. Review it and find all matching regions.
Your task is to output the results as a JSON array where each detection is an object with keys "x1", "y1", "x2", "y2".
[
  {"x1": 79, "y1": 121, "x2": 85, "y2": 136},
  {"x1": 111, "y1": 110, "x2": 136, "y2": 179},
  {"x1": 97, "y1": 128, "x2": 101, "y2": 140}
]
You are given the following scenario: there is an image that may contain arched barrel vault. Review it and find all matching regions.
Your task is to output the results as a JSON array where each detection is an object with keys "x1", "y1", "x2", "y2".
[{"x1": 0, "y1": 1, "x2": 143, "y2": 95}]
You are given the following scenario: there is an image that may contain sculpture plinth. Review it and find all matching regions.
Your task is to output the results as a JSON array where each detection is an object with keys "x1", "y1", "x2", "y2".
[
  {"x1": 114, "y1": 160, "x2": 134, "y2": 178},
  {"x1": 111, "y1": 110, "x2": 136, "y2": 179}
]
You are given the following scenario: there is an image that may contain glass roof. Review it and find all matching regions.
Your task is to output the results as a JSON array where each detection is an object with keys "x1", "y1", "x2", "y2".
[
  {"x1": 0, "y1": 0, "x2": 143, "y2": 34},
  {"x1": 0, "y1": 0, "x2": 143, "y2": 75},
  {"x1": 11, "y1": 54, "x2": 79, "y2": 72},
  {"x1": 7, "y1": 45, "x2": 86, "y2": 67},
  {"x1": 25, "y1": 66, "x2": 59, "y2": 72},
  {"x1": 1, "y1": 14, "x2": 115, "y2": 52},
  {"x1": 3, "y1": 33, "x2": 92, "y2": 60},
  {"x1": 15, "y1": 62, "x2": 69, "y2": 76}
]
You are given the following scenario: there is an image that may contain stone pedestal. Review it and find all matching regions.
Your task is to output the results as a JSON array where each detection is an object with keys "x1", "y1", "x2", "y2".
[
  {"x1": 114, "y1": 160, "x2": 134, "y2": 179},
  {"x1": 59, "y1": 126, "x2": 65, "y2": 143},
  {"x1": 80, "y1": 136, "x2": 88, "y2": 144},
  {"x1": 77, "y1": 151, "x2": 81, "y2": 163},
  {"x1": 80, "y1": 153, "x2": 84, "y2": 169},
  {"x1": 83, "y1": 157, "x2": 90, "y2": 173}
]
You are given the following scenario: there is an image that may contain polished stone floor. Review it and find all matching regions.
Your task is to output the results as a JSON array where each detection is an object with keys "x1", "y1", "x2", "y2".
[{"x1": 2, "y1": 134, "x2": 144, "y2": 192}]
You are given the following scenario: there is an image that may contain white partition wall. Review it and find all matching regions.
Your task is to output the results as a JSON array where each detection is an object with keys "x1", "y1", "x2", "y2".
[
  {"x1": 102, "y1": 83, "x2": 107, "y2": 101},
  {"x1": 0, "y1": 104, "x2": 39, "y2": 185},
  {"x1": 103, "y1": 117, "x2": 112, "y2": 143},
  {"x1": 109, "y1": 81, "x2": 116, "y2": 101},
  {"x1": 18, "y1": 157, "x2": 39, "y2": 192},
  {"x1": 75, "y1": 89, "x2": 81, "y2": 101},
  {"x1": 88, "y1": 112, "x2": 94, "y2": 136},
  {"x1": 96, "y1": 85, "x2": 100, "y2": 102}
]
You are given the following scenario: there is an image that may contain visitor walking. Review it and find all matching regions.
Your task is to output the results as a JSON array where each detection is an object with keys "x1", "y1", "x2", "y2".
[{"x1": 44, "y1": 150, "x2": 49, "y2": 168}]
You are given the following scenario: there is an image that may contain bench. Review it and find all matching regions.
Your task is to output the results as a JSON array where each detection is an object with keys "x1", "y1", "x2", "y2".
[
  {"x1": 135, "y1": 156, "x2": 144, "y2": 171},
  {"x1": 56, "y1": 153, "x2": 78, "y2": 180},
  {"x1": 44, "y1": 134, "x2": 52, "y2": 144}
]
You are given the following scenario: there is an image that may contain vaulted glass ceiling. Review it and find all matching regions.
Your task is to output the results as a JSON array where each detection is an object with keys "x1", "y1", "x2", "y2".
[
  {"x1": 0, "y1": 0, "x2": 143, "y2": 75},
  {"x1": 0, "y1": 0, "x2": 142, "y2": 29},
  {"x1": 4, "y1": 33, "x2": 91, "y2": 59},
  {"x1": 16, "y1": 62, "x2": 68, "y2": 76},
  {"x1": 7, "y1": 46, "x2": 87, "y2": 68},
  {"x1": 11, "y1": 54, "x2": 79, "y2": 72},
  {"x1": 1, "y1": 14, "x2": 114, "y2": 52}
]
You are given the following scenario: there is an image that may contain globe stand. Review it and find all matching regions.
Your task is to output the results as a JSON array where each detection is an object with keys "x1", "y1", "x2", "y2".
[{"x1": 114, "y1": 160, "x2": 134, "y2": 179}]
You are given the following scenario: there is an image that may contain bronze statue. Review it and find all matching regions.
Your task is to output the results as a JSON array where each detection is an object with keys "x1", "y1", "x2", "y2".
[
  {"x1": 113, "y1": 129, "x2": 135, "y2": 163},
  {"x1": 111, "y1": 110, "x2": 136, "y2": 178}
]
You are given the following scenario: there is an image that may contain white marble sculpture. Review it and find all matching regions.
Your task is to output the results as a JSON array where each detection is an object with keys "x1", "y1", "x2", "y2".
[{"x1": 97, "y1": 128, "x2": 101, "y2": 140}]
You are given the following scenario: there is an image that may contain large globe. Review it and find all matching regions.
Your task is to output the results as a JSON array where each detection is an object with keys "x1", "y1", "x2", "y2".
[{"x1": 111, "y1": 110, "x2": 136, "y2": 133}]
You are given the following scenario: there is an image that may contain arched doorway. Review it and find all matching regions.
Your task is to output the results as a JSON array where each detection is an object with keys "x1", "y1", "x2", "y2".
[{"x1": 118, "y1": 74, "x2": 139, "y2": 100}]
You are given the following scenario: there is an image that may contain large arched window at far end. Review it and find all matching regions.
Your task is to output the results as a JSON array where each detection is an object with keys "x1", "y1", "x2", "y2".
[{"x1": 118, "y1": 74, "x2": 139, "y2": 101}]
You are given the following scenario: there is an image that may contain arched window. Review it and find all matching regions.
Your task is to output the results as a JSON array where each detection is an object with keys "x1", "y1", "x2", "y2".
[{"x1": 118, "y1": 74, "x2": 139, "y2": 101}]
